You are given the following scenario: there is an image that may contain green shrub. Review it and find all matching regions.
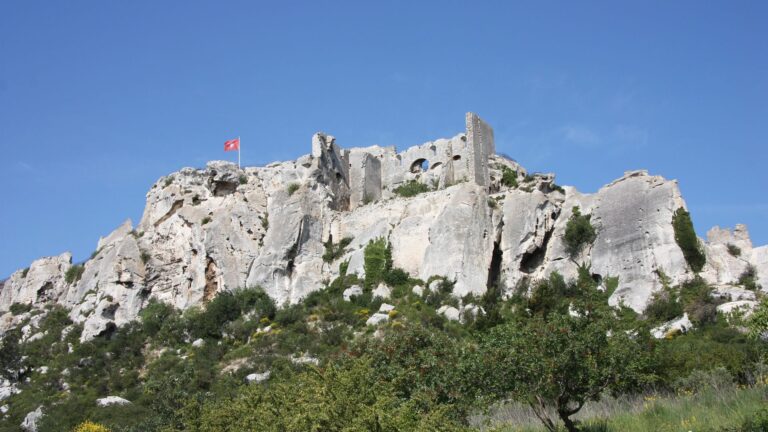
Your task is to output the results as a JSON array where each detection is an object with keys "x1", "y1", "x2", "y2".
[
  {"x1": 643, "y1": 286, "x2": 683, "y2": 324},
  {"x1": 673, "y1": 367, "x2": 735, "y2": 394},
  {"x1": 238, "y1": 174, "x2": 248, "y2": 185},
  {"x1": 9, "y1": 303, "x2": 32, "y2": 316},
  {"x1": 322, "y1": 237, "x2": 353, "y2": 263},
  {"x1": 287, "y1": 183, "x2": 300, "y2": 196},
  {"x1": 672, "y1": 208, "x2": 706, "y2": 272},
  {"x1": 564, "y1": 206, "x2": 597, "y2": 257},
  {"x1": 383, "y1": 268, "x2": 409, "y2": 287},
  {"x1": 201, "y1": 216, "x2": 212, "y2": 225},
  {"x1": 500, "y1": 166, "x2": 518, "y2": 188},
  {"x1": 727, "y1": 243, "x2": 742, "y2": 257},
  {"x1": 20, "y1": 267, "x2": 29, "y2": 278},
  {"x1": 65, "y1": 264, "x2": 85, "y2": 284},
  {"x1": 738, "y1": 265, "x2": 761, "y2": 291},
  {"x1": 140, "y1": 250, "x2": 151, "y2": 264},
  {"x1": 364, "y1": 238, "x2": 392, "y2": 289},
  {"x1": 393, "y1": 180, "x2": 430, "y2": 197},
  {"x1": 164, "y1": 176, "x2": 174, "y2": 187}
]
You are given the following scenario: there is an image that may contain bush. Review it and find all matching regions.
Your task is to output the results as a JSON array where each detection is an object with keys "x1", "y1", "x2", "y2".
[
  {"x1": 72, "y1": 421, "x2": 111, "y2": 432},
  {"x1": 65, "y1": 264, "x2": 85, "y2": 284},
  {"x1": 383, "y1": 268, "x2": 409, "y2": 287},
  {"x1": 322, "y1": 237, "x2": 353, "y2": 263},
  {"x1": 727, "y1": 243, "x2": 742, "y2": 257},
  {"x1": 500, "y1": 166, "x2": 518, "y2": 188},
  {"x1": 364, "y1": 238, "x2": 392, "y2": 289},
  {"x1": 563, "y1": 206, "x2": 597, "y2": 257},
  {"x1": 287, "y1": 183, "x2": 300, "y2": 196},
  {"x1": 673, "y1": 367, "x2": 735, "y2": 394},
  {"x1": 738, "y1": 265, "x2": 761, "y2": 291},
  {"x1": 238, "y1": 174, "x2": 248, "y2": 185},
  {"x1": 644, "y1": 286, "x2": 683, "y2": 324},
  {"x1": 201, "y1": 216, "x2": 212, "y2": 225},
  {"x1": 393, "y1": 180, "x2": 430, "y2": 197},
  {"x1": 9, "y1": 303, "x2": 32, "y2": 316},
  {"x1": 672, "y1": 208, "x2": 706, "y2": 272}
]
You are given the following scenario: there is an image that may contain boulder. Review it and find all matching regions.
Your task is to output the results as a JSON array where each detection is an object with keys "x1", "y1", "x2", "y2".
[
  {"x1": 717, "y1": 300, "x2": 758, "y2": 319},
  {"x1": 372, "y1": 283, "x2": 391, "y2": 300},
  {"x1": 651, "y1": 314, "x2": 693, "y2": 339},
  {"x1": 96, "y1": 396, "x2": 131, "y2": 407},
  {"x1": 437, "y1": 305, "x2": 461, "y2": 322},
  {"x1": 245, "y1": 371, "x2": 271, "y2": 384},
  {"x1": 21, "y1": 406, "x2": 43, "y2": 432},
  {"x1": 342, "y1": 285, "x2": 363, "y2": 301},
  {"x1": 412, "y1": 285, "x2": 424, "y2": 296}
]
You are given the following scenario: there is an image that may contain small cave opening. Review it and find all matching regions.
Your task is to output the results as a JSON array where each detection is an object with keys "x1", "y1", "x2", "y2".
[
  {"x1": 36, "y1": 282, "x2": 54, "y2": 302},
  {"x1": 211, "y1": 180, "x2": 238, "y2": 197},
  {"x1": 410, "y1": 158, "x2": 429, "y2": 173},
  {"x1": 486, "y1": 241, "x2": 503, "y2": 290},
  {"x1": 97, "y1": 322, "x2": 117, "y2": 340},
  {"x1": 430, "y1": 162, "x2": 443, "y2": 170},
  {"x1": 452, "y1": 155, "x2": 462, "y2": 161},
  {"x1": 519, "y1": 226, "x2": 556, "y2": 274},
  {"x1": 101, "y1": 303, "x2": 119, "y2": 320}
]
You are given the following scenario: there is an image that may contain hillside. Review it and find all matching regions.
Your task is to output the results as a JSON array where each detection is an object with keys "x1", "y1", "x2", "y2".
[{"x1": 0, "y1": 113, "x2": 766, "y2": 431}]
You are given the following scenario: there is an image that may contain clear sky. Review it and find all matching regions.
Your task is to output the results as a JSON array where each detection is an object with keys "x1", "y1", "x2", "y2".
[{"x1": 1, "y1": 1, "x2": 767, "y2": 278}]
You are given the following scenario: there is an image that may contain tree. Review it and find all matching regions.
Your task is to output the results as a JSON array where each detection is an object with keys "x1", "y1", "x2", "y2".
[
  {"x1": 563, "y1": 207, "x2": 597, "y2": 258},
  {"x1": 672, "y1": 208, "x2": 706, "y2": 272},
  {"x1": 480, "y1": 270, "x2": 653, "y2": 432},
  {"x1": 0, "y1": 327, "x2": 23, "y2": 382}
]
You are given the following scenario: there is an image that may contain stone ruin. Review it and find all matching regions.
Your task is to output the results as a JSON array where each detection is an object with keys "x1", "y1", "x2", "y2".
[{"x1": 311, "y1": 112, "x2": 496, "y2": 210}]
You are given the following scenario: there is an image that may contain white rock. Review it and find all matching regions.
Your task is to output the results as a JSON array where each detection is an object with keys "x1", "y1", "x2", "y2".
[
  {"x1": 412, "y1": 285, "x2": 424, "y2": 296},
  {"x1": 460, "y1": 304, "x2": 483, "y2": 323},
  {"x1": 378, "y1": 303, "x2": 395, "y2": 313},
  {"x1": 372, "y1": 283, "x2": 391, "y2": 299},
  {"x1": 0, "y1": 380, "x2": 19, "y2": 401},
  {"x1": 342, "y1": 285, "x2": 363, "y2": 301},
  {"x1": 711, "y1": 286, "x2": 756, "y2": 302},
  {"x1": 191, "y1": 338, "x2": 205, "y2": 348},
  {"x1": 96, "y1": 396, "x2": 131, "y2": 407},
  {"x1": 245, "y1": 371, "x2": 271, "y2": 384},
  {"x1": 21, "y1": 406, "x2": 43, "y2": 432},
  {"x1": 291, "y1": 355, "x2": 320, "y2": 366},
  {"x1": 651, "y1": 314, "x2": 693, "y2": 339},
  {"x1": 0, "y1": 405, "x2": 7, "y2": 414},
  {"x1": 428, "y1": 280, "x2": 442, "y2": 293},
  {"x1": 366, "y1": 313, "x2": 389, "y2": 326},
  {"x1": 437, "y1": 305, "x2": 461, "y2": 321},
  {"x1": 717, "y1": 300, "x2": 758, "y2": 319}
]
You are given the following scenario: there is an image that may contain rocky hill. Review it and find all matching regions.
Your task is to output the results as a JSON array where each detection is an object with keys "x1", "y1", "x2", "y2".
[{"x1": 2, "y1": 112, "x2": 766, "y2": 341}]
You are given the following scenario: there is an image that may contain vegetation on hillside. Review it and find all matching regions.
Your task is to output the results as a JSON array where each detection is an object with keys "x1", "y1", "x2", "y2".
[
  {"x1": 0, "y1": 256, "x2": 765, "y2": 432},
  {"x1": 672, "y1": 208, "x2": 706, "y2": 272},
  {"x1": 564, "y1": 207, "x2": 597, "y2": 258}
]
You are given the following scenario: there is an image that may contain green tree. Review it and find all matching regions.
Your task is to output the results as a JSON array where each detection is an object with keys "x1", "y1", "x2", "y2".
[
  {"x1": 364, "y1": 238, "x2": 392, "y2": 289},
  {"x1": 563, "y1": 206, "x2": 597, "y2": 258},
  {"x1": 480, "y1": 270, "x2": 652, "y2": 432},
  {"x1": 0, "y1": 328, "x2": 23, "y2": 382},
  {"x1": 672, "y1": 208, "x2": 706, "y2": 272}
]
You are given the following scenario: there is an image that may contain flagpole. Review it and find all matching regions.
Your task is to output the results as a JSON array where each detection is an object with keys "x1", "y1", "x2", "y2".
[{"x1": 238, "y1": 136, "x2": 241, "y2": 169}]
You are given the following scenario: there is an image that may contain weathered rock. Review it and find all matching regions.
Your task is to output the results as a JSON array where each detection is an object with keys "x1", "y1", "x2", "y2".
[
  {"x1": 3, "y1": 112, "x2": 768, "y2": 339},
  {"x1": 191, "y1": 338, "x2": 205, "y2": 348},
  {"x1": 21, "y1": 406, "x2": 43, "y2": 432},
  {"x1": 245, "y1": 371, "x2": 271, "y2": 384},
  {"x1": 437, "y1": 305, "x2": 461, "y2": 321},
  {"x1": 651, "y1": 314, "x2": 693, "y2": 339},
  {"x1": 711, "y1": 286, "x2": 756, "y2": 302},
  {"x1": 96, "y1": 396, "x2": 131, "y2": 407},
  {"x1": 372, "y1": 283, "x2": 391, "y2": 300},
  {"x1": 717, "y1": 300, "x2": 757, "y2": 319},
  {"x1": 342, "y1": 285, "x2": 363, "y2": 301},
  {"x1": 412, "y1": 285, "x2": 424, "y2": 296}
]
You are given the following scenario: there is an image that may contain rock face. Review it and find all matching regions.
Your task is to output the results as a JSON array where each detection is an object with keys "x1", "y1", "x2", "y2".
[{"x1": 2, "y1": 112, "x2": 767, "y2": 339}]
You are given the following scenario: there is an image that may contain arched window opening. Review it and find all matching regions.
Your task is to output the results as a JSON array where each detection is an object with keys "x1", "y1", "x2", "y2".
[{"x1": 410, "y1": 158, "x2": 429, "y2": 173}]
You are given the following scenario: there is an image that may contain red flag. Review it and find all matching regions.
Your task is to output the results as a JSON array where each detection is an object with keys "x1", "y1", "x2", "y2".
[{"x1": 224, "y1": 137, "x2": 240, "y2": 152}]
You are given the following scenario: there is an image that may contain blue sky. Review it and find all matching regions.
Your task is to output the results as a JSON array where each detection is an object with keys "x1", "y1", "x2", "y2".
[{"x1": 1, "y1": 1, "x2": 767, "y2": 277}]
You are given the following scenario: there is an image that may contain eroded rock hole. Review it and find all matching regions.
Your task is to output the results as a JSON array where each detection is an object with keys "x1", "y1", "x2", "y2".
[
  {"x1": 519, "y1": 225, "x2": 556, "y2": 274},
  {"x1": 36, "y1": 282, "x2": 54, "y2": 302},
  {"x1": 204, "y1": 257, "x2": 219, "y2": 302},
  {"x1": 486, "y1": 241, "x2": 503, "y2": 289}
]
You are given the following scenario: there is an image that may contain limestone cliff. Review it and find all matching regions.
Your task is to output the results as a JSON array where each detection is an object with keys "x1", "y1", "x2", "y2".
[{"x1": 2, "y1": 113, "x2": 765, "y2": 340}]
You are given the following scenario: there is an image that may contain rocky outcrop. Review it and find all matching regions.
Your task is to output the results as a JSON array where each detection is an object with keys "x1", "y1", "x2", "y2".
[{"x1": 2, "y1": 113, "x2": 767, "y2": 339}]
